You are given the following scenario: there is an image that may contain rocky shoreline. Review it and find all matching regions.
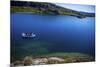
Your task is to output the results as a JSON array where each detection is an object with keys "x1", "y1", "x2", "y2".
[{"x1": 11, "y1": 53, "x2": 95, "y2": 66}]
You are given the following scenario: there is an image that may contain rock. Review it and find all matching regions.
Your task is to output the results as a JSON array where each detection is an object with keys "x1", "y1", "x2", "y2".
[
  {"x1": 32, "y1": 58, "x2": 48, "y2": 65},
  {"x1": 13, "y1": 60, "x2": 24, "y2": 66},
  {"x1": 32, "y1": 59, "x2": 42, "y2": 65},
  {"x1": 48, "y1": 57, "x2": 65, "y2": 62},
  {"x1": 23, "y1": 56, "x2": 33, "y2": 66},
  {"x1": 47, "y1": 57, "x2": 65, "y2": 64}
]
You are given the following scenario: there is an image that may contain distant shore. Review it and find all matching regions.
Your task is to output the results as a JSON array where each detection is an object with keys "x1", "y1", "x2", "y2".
[{"x1": 11, "y1": 1, "x2": 95, "y2": 18}]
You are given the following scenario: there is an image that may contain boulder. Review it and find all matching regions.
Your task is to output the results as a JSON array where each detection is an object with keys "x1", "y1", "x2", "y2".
[
  {"x1": 23, "y1": 56, "x2": 33, "y2": 66},
  {"x1": 47, "y1": 57, "x2": 65, "y2": 64},
  {"x1": 32, "y1": 58, "x2": 48, "y2": 65}
]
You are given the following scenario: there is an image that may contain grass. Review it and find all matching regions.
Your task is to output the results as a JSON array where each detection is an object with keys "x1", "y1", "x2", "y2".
[{"x1": 11, "y1": 6, "x2": 79, "y2": 16}]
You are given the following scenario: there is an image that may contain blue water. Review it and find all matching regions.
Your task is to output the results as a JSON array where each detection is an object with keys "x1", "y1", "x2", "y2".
[{"x1": 11, "y1": 13, "x2": 95, "y2": 59}]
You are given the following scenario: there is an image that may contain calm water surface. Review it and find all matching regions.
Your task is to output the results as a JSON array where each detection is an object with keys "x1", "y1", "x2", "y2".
[{"x1": 11, "y1": 13, "x2": 95, "y2": 59}]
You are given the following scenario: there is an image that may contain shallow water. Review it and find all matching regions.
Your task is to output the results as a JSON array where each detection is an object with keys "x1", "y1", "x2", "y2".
[{"x1": 11, "y1": 13, "x2": 95, "y2": 59}]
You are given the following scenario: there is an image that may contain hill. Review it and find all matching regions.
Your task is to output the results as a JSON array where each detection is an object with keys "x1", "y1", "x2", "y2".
[{"x1": 11, "y1": 1, "x2": 95, "y2": 18}]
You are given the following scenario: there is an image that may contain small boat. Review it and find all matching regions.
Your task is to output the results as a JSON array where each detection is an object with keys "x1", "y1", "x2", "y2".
[{"x1": 22, "y1": 32, "x2": 36, "y2": 38}]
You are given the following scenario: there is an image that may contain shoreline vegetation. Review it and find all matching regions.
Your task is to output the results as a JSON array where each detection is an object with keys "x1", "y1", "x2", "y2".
[
  {"x1": 11, "y1": 1, "x2": 95, "y2": 18},
  {"x1": 11, "y1": 52, "x2": 95, "y2": 66}
]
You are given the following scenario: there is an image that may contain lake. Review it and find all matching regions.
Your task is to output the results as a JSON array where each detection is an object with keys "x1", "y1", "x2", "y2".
[{"x1": 11, "y1": 13, "x2": 95, "y2": 60}]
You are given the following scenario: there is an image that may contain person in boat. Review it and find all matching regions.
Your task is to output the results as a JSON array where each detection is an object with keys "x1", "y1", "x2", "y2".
[{"x1": 22, "y1": 32, "x2": 36, "y2": 38}]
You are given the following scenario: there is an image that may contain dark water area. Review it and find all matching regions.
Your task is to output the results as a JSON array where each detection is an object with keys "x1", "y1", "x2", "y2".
[{"x1": 11, "y1": 13, "x2": 95, "y2": 59}]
